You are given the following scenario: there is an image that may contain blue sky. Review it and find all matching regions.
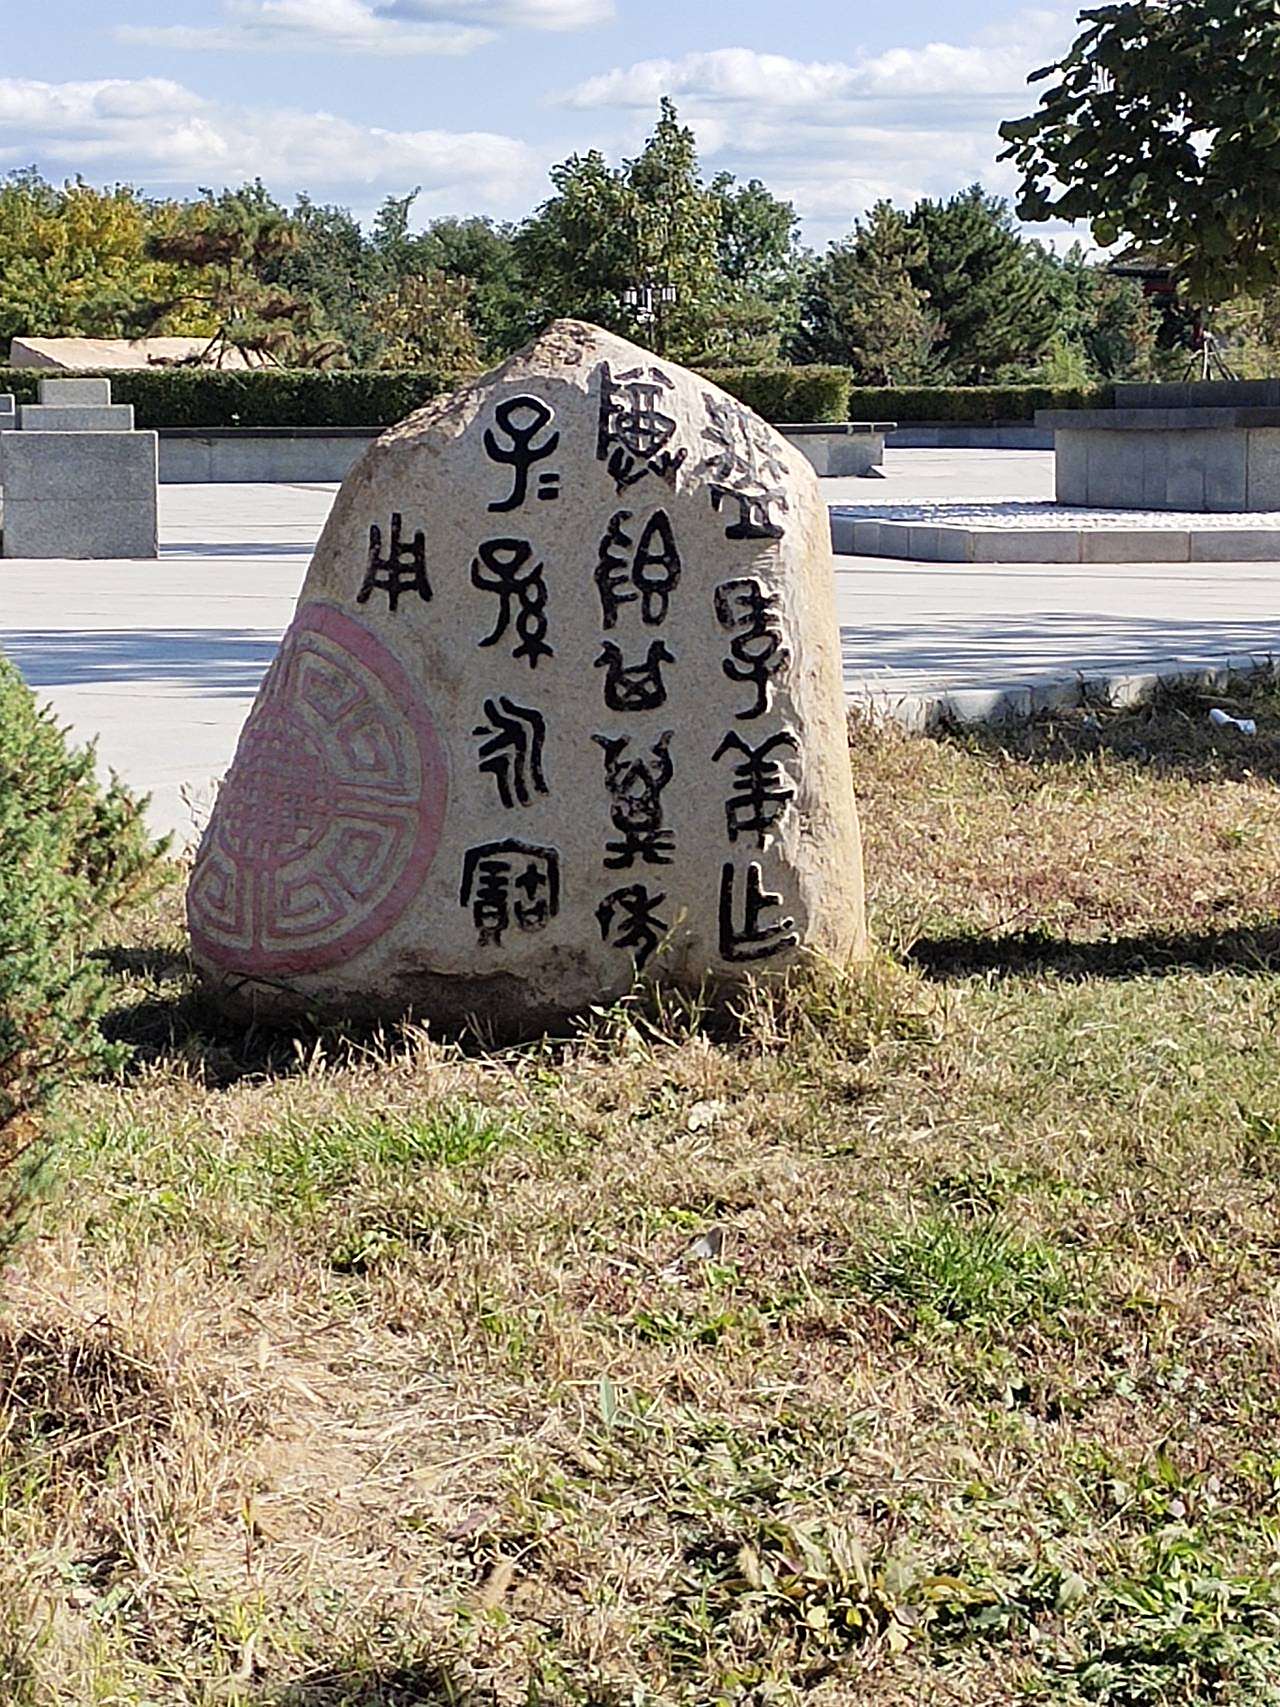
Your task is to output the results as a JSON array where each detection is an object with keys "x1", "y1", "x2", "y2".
[{"x1": 1, "y1": 0, "x2": 1080, "y2": 246}]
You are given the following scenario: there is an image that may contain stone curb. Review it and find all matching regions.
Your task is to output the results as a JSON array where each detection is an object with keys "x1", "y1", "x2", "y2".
[
  {"x1": 845, "y1": 653, "x2": 1280, "y2": 731},
  {"x1": 830, "y1": 512, "x2": 1280, "y2": 565}
]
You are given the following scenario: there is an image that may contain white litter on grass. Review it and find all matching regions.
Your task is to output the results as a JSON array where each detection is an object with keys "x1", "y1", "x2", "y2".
[{"x1": 1209, "y1": 707, "x2": 1257, "y2": 735}]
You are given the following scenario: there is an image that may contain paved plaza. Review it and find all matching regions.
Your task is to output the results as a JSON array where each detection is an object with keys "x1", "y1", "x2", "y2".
[{"x1": 4, "y1": 450, "x2": 1280, "y2": 844}]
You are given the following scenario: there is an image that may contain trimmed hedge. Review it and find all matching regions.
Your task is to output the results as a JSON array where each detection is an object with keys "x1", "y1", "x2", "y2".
[
  {"x1": 0, "y1": 363, "x2": 855, "y2": 428},
  {"x1": 0, "y1": 368, "x2": 1113, "y2": 429},
  {"x1": 846, "y1": 384, "x2": 1114, "y2": 424},
  {"x1": 0, "y1": 366, "x2": 454, "y2": 428},
  {"x1": 703, "y1": 366, "x2": 851, "y2": 424}
]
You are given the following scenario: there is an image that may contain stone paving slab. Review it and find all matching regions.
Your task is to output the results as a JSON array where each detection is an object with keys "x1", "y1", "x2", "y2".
[
  {"x1": 0, "y1": 456, "x2": 1277, "y2": 844},
  {"x1": 831, "y1": 499, "x2": 1280, "y2": 564}
]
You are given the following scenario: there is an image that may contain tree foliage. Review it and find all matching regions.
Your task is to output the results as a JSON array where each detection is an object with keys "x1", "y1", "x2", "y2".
[
  {"x1": 999, "y1": 0, "x2": 1280, "y2": 306},
  {"x1": 796, "y1": 201, "x2": 938, "y2": 382},
  {"x1": 8, "y1": 80, "x2": 1280, "y2": 389},
  {"x1": 141, "y1": 183, "x2": 342, "y2": 367},
  {"x1": 0, "y1": 659, "x2": 162, "y2": 1261},
  {"x1": 516, "y1": 101, "x2": 800, "y2": 364},
  {"x1": 904, "y1": 185, "x2": 1059, "y2": 381}
]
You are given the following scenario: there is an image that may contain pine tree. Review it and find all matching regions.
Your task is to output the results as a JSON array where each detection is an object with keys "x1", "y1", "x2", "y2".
[
  {"x1": 795, "y1": 202, "x2": 938, "y2": 383},
  {"x1": 905, "y1": 185, "x2": 1057, "y2": 382},
  {"x1": 0, "y1": 658, "x2": 162, "y2": 1260},
  {"x1": 140, "y1": 185, "x2": 342, "y2": 367}
]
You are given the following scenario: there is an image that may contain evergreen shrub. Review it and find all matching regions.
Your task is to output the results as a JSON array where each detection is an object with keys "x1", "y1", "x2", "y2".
[
  {"x1": 0, "y1": 658, "x2": 163, "y2": 1261},
  {"x1": 846, "y1": 384, "x2": 1113, "y2": 423},
  {"x1": 705, "y1": 366, "x2": 852, "y2": 423},
  {"x1": 0, "y1": 369, "x2": 1114, "y2": 429},
  {"x1": 0, "y1": 364, "x2": 857, "y2": 428},
  {"x1": 0, "y1": 367, "x2": 455, "y2": 429}
]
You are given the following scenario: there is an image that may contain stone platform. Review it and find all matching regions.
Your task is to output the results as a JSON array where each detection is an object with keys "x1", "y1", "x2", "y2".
[
  {"x1": 830, "y1": 500, "x2": 1280, "y2": 564},
  {"x1": 1040, "y1": 379, "x2": 1280, "y2": 511}
]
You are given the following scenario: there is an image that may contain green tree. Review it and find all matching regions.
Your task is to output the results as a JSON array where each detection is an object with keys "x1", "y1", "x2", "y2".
[
  {"x1": 706, "y1": 173, "x2": 806, "y2": 361},
  {"x1": 281, "y1": 194, "x2": 383, "y2": 365},
  {"x1": 369, "y1": 270, "x2": 482, "y2": 374},
  {"x1": 795, "y1": 201, "x2": 939, "y2": 382},
  {"x1": 515, "y1": 100, "x2": 726, "y2": 361},
  {"x1": 1037, "y1": 247, "x2": 1163, "y2": 381},
  {"x1": 999, "y1": 0, "x2": 1280, "y2": 308},
  {"x1": 141, "y1": 184, "x2": 342, "y2": 367},
  {"x1": 905, "y1": 185, "x2": 1058, "y2": 381},
  {"x1": 371, "y1": 204, "x2": 532, "y2": 361},
  {"x1": 0, "y1": 169, "x2": 199, "y2": 345}
]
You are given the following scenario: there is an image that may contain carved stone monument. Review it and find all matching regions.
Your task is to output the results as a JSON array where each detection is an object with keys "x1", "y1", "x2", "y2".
[{"x1": 188, "y1": 321, "x2": 865, "y2": 1029}]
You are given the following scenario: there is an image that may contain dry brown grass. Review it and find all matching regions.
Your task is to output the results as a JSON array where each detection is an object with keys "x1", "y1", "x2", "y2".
[{"x1": 6, "y1": 681, "x2": 1280, "y2": 1703}]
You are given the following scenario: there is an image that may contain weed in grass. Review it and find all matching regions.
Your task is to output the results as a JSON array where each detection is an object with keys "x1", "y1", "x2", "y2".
[
  {"x1": 1070, "y1": 1531, "x2": 1280, "y2": 1705},
  {"x1": 850, "y1": 1211, "x2": 1078, "y2": 1332}
]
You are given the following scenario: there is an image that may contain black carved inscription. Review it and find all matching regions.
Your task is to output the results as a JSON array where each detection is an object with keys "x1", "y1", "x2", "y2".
[
  {"x1": 596, "y1": 361, "x2": 687, "y2": 493},
  {"x1": 718, "y1": 861, "x2": 798, "y2": 963},
  {"x1": 594, "y1": 509, "x2": 682, "y2": 629},
  {"x1": 358, "y1": 513, "x2": 431, "y2": 611},
  {"x1": 473, "y1": 695, "x2": 548, "y2": 809},
  {"x1": 699, "y1": 394, "x2": 789, "y2": 540},
  {"x1": 595, "y1": 638, "x2": 674, "y2": 712},
  {"x1": 484, "y1": 394, "x2": 560, "y2": 513},
  {"x1": 594, "y1": 730, "x2": 675, "y2": 868},
  {"x1": 471, "y1": 538, "x2": 553, "y2": 668},
  {"x1": 460, "y1": 840, "x2": 560, "y2": 947},
  {"x1": 713, "y1": 730, "x2": 799, "y2": 847},
  {"x1": 596, "y1": 883, "x2": 668, "y2": 970},
  {"x1": 714, "y1": 577, "x2": 790, "y2": 719}
]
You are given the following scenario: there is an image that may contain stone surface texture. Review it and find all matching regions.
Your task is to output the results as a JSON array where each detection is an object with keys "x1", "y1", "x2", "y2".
[
  {"x1": 188, "y1": 321, "x2": 866, "y2": 1030},
  {"x1": 1043, "y1": 382, "x2": 1280, "y2": 512},
  {"x1": 782, "y1": 425, "x2": 889, "y2": 477},
  {"x1": 37, "y1": 377, "x2": 114, "y2": 406},
  {"x1": 1, "y1": 431, "x2": 159, "y2": 558},
  {"x1": 19, "y1": 403, "x2": 134, "y2": 432},
  {"x1": 829, "y1": 496, "x2": 1280, "y2": 563},
  {"x1": 1, "y1": 375, "x2": 158, "y2": 559}
]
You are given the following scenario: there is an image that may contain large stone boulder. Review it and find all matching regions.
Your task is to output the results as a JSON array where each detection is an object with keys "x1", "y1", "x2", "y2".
[{"x1": 188, "y1": 321, "x2": 865, "y2": 1030}]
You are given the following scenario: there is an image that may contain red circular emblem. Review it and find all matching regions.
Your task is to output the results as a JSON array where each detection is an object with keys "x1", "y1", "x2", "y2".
[{"x1": 188, "y1": 603, "x2": 448, "y2": 976}]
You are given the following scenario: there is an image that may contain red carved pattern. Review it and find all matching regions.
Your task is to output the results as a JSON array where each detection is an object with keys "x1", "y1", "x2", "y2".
[{"x1": 188, "y1": 603, "x2": 447, "y2": 975}]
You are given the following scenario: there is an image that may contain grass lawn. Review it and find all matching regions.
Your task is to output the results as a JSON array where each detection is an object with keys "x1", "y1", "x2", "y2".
[{"x1": 6, "y1": 682, "x2": 1280, "y2": 1705}]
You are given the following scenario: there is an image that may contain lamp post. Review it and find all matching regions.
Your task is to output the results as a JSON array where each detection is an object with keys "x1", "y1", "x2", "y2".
[{"x1": 621, "y1": 279, "x2": 678, "y2": 350}]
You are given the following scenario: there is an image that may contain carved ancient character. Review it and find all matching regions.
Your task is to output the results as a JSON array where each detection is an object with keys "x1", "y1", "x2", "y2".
[
  {"x1": 593, "y1": 729, "x2": 675, "y2": 868},
  {"x1": 471, "y1": 538, "x2": 553, "y2": 668},
  {"x1": 718, "y1": 861, "x2": 798, "y2": 963},
  {"x1": 594, "y1": 509, "x2": 682, "y2": 629},
  {"x1": 484, "y1": 394, "x2": 561, "y2": 513},
  {"x1": 473, "y1": 695, "x2": 548, "y2": 809},
  {"x1": 460, "y1": 840, "x2": 560, "y2": 947},
  {"x1": 595, "y1": 638, "x2": 675, "y2": 712},
  {"x1": 714, "y1": 577, "x2": 790, "y2": 720},
  {"x1": 698, "y1": 394, "x2": 789, "y2": 540},
  {"x1": 357, "y1": 513, "x2": 432, "y2": 610},
  {"x1": 713, "y1": 730, "x2": 799, "y2": 847},
  {"x1": 596, "y1": 361, "x2": 687, "y2": 492},
  {"x1": 596, "y1": 882, "x2": 668, "y2": 970}
]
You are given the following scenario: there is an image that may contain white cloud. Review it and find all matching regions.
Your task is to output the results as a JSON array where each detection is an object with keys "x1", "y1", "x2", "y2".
[
  {"x1": 388, "y1": 0, "x2": 613, "y2": 27},
  {"x1": 0, "y1": 76, "x2": 538, "y2": 213},
  {"x1": 118, "y1": 0, "x2": 611, "y2": 57},
  {"x1": 556, "y1": 10, "x2": 1079, "y2": 242},
  {"x1": 563, "y1": 15, "x2": 1070, "y2": 113}
]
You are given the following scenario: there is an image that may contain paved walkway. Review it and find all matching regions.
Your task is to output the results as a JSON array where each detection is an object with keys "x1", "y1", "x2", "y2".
[{"x1": 2, "y1": 454, "x2": 1278, "y2": 845}]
